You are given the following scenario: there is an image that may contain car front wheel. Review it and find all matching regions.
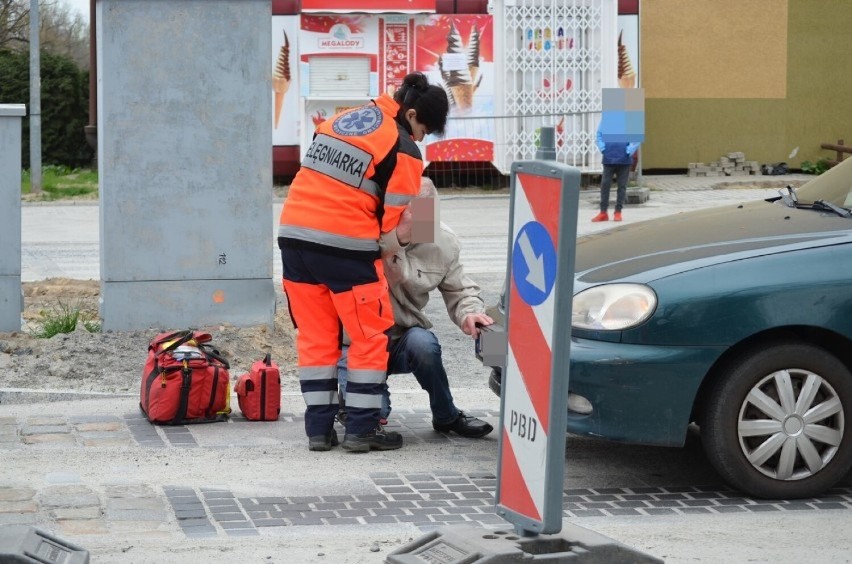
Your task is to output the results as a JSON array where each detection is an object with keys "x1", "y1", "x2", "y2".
[{"x1": 700, "y1": 342, "x2": 852, "y2": 499}]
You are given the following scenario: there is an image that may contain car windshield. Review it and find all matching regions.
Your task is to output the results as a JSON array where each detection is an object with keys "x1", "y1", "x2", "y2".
[{"x1": 791, "y1": 156, "x2": 852, "y2": 207}]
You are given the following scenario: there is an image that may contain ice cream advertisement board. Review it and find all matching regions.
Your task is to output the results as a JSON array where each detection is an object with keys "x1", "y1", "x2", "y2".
[
  {"x1": 415, "y1": 14, "x2": 495, "y2": 162},
  {"x1": 286, "y1": 13, "x2": 495, "y2": 164},
  {"x1": 271, "y1": 16, "x2": 300, "y2": 145}
]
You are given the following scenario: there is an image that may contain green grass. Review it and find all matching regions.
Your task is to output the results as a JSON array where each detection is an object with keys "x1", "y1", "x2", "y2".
[
  {"x1": 28, "y1": 300, "x2": 101, "y2": 339},
  {"x1": 21, "y1": 165, "x2": 98, "y2": 201}
]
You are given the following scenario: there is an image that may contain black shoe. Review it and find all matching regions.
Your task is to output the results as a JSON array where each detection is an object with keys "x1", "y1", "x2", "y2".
[
  {"x1": 341, "y1": 424, "x2": 403, "y2": 452},
  {"x1": 433, "y1": 411, "x2": 493, "y2": 438},
  {"x1": 308, "y1": 429, "x2": 339, "y2": 451}
]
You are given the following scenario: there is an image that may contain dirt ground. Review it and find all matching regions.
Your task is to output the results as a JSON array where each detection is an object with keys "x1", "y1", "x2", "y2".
[{"x1": 0, "y1": 278, "x2": 300, "y2": 394}]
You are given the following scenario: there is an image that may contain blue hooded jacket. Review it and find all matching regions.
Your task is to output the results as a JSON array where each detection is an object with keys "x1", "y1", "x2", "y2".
[{"x1": 596, "y1": 126, "x2": 640, "y2": 166}]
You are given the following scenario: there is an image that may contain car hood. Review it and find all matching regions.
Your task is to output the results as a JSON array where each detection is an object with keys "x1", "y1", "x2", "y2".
[{"x1": 575, "y1": 199, "x2": 852, "y2": 286}]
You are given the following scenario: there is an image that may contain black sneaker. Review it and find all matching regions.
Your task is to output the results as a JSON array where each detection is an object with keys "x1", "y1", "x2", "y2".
[
  {"x1": 433, "y1": 411, "x2": 493, "y2": 438},
  {"x1": 341, "y1": 424, "x2": 403, "y2": 452},
  {"x1": 308, "y1": 429, "x2": 339, "y2": 451}
]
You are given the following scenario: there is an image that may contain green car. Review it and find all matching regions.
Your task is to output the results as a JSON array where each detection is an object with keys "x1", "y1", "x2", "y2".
[{"x1": 486, "y1": 157, "x2": 852, "y2": 499}]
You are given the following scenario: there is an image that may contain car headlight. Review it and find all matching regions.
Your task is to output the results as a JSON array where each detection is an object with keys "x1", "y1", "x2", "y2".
[{"x1": 572, "y1": 284, "x2": 657, "y2": 331}]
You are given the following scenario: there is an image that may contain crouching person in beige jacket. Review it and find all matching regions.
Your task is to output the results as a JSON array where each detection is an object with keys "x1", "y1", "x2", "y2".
[{"x1": 337, "y1": 177, "x2": 494, "y2": 438}]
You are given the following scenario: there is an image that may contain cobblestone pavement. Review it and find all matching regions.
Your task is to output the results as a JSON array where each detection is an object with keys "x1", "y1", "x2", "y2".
[{"x1": 1, "y1": 401, "x2": 850, "y2": 545}]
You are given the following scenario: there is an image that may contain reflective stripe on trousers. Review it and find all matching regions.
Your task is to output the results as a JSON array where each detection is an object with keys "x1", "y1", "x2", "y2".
[{"x1": 281, "y1": 247, "x2": 394, "y2": 436}]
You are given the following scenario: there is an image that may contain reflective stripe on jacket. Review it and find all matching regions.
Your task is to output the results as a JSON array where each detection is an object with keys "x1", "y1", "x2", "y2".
[{"x1": 279, "y1": 94, "x2": 423, "y2": 255}]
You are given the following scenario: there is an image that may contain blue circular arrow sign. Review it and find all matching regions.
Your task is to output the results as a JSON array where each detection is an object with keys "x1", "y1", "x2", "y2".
[{"x1": 512, "y1": 221, "x2": 557, "y2": 306}]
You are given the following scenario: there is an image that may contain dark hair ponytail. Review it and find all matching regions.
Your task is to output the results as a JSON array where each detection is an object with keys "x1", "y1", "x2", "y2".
[{"x1": 394, "y1": 72, "x2": 449, "y2": 137}]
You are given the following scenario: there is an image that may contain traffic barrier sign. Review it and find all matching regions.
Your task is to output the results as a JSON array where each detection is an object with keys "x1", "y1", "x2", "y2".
[{"x1": 495, "y1": 160, "x2": 579, "y2": 535}]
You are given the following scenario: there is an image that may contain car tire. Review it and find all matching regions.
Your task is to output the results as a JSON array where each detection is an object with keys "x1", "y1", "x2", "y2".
[{"x1": 699, "y1": 341, "x2": 852, "y2": 499}]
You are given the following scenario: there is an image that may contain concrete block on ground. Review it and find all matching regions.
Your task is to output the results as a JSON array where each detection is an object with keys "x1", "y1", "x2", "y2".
[{"x1": 626, "y1": 187, "x2": 650, "y2": 204}]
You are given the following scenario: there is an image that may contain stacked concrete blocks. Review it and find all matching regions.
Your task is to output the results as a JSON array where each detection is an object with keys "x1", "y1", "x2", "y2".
[{"x1": 688, "y1": 152, "x2": 760, "y2": 177}]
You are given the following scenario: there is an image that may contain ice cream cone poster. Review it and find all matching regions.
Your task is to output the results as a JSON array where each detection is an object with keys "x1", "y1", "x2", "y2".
[
  {"x1": 415, "y1": 14, "x2": 495, "y2": 163},
  {"x1": 616, "y1": 16, "x2": 639, "y2": 89},
  {"x1": 272, "y1": 16, "x2": 300, "y2": 145}
]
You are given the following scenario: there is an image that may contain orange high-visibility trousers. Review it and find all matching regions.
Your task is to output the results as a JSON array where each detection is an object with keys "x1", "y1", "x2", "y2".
[{"x1": 281, "y1": 246, "x2": 394, "y2": 436}]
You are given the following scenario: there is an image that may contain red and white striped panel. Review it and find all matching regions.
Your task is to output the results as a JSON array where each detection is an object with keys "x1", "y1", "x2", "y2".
[{"x1": 498, "y1": 172, "x2": 562, "y2": 522}]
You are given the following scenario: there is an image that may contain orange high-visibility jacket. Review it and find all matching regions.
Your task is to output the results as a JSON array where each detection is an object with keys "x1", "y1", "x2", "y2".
[{"x1": 279, "y1": 94, "x2": 423, "y2": 255}]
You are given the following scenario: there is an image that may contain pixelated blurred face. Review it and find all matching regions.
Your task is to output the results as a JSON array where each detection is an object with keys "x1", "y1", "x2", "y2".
[
  {"x1": 410, "y1": 196, "x2": 439, "y2": 244},
  {"x1": 600, "y1": 88, "x2": 645, "y2": 143}
]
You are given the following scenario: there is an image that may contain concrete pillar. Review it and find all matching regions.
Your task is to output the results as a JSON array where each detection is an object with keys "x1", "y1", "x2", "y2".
[
  {"x1": 97, "y1": 0, "x2": 274, "y2": 330},
  {"x1": 0, "y1": 105, "x2": 26, "y2": 332}
]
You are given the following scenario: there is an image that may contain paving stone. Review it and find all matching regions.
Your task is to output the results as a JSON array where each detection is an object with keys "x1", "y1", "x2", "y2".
[
  {"x1": 370, "y1": 508, "x2": 406, "y2": 517},
  {"x1": 431, "y1": 514, "x2": 467, "y2": 522},
  {"x1": 745, "y1": 505, "x2": 782, "y2": 512},
  {"x1": 174, "y1": 509, "x2": 209, "y2": 520},
  {"x1": 442, "y1": 507, "x2": 474, "y2": 515},
  {"x1": 607, "y1": 508, "x2": 642, "y2": 516},
  {"x1": 713, "y1": 506, "x2": 748, "y2": 513},
  {"x1": 39, "y1": 493, "x2": 100, "y2": 509},
  {"x1": 253, "y1": 518, "x2": 288, "y2": 527},
  {"x1": 69, "y1": 415, "x2": 122, "y2": 424},
  {"x1": 326, "y1": 517, "x2": 360, "y2": 526},
  {"x1": 382, "y1": 501, "x2": 416, "y2": 509},
  {"x1": 381, "y1": 486, "x2": 414, "y2": 494},
  {"x1": 334, "y1": 509, "x2": 368, "y2": 519},
  {"x1": 0, "y1": 513, "x2": 37, "y2": 525},
  {"x1": 226, "y1": 528, "x2": 260, "y2": 537},
  {"x1": 108, "y1": 498, "x2": 163, "y2": 511},
  {"x1": 451, "y1": 499, "x2": 486, "y2": 507},
  {"x1": 446, "y1": 485, "x2": 478, "y2": 493},
  {"x1": 0, "y1": 501, "x2": 38, "y2": 513},
  {"x1": 75, "y1": 421, "x2": 124, "y2": 432},
  {"x1": 184, "y1": 529, "x2": 218, "y2": 538},
  {"x1": 569, "y1": 509, "x2": 606, "y2": 518},
  {"x1": 52, "y1": 506, "x2": 103, "y2": 519},
  {"x1": 363, "y1": 515, "x2": 398, "y2": 524},
  {"x1": 104, "y1": 484, "x2": 157, "y2": 499},
  {"x1": 106, "y1": 509, "x2": 169, "y2": 521},
  {"x1": 21, "y1": 425, "x2": 69, "y2": 435},
  {"x1": 170, "y1": 502, "x2": 204, "y2": 511},
  {"x1": 471, "y1": 514, "x2": 505, "y2": 524},
  {"x1": 426, "y1": 493, "x2": 459, "y2": 501},
  {"x1": 219, "y1": 521, "x2": 253, "y2": 530},
  {"x1": 26, "y1": 417, "x2": 66, "y2": 426},
  {"x1": 291, "y1": 518, "x2": 325, "y2": 526},
  {"x1": 679, "y1": 508, "x2": 712, "y2": 514},
  {"x1": 58, "y1": 519, "x2": 109, "y2": 535},
  {"x1": 642, "y1": 508, "x2": 677, "y2": 516},
  {"x1": 211, "y1": 512, "x2": 248, "y2": 522},
  {"x1": 22, "y1": 434, "x2": 76, "y2": 445},
  {"x1": 322, "y1": 495, "x2": 355, "y2": 503},
  {"x1": 0, "y1": 487, "x2": 35, "y2": 502},
  {"x1": 349, "y1": 501, "x2": 382, "y2": 510}
]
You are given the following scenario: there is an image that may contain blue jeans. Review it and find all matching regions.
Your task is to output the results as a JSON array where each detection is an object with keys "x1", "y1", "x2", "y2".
[
  {"x1": 600, "y1": 163, "x2": 630, "y2": 212},
  {"x1": 338, "y1": 327, "x2": 460, "y2": 424}
]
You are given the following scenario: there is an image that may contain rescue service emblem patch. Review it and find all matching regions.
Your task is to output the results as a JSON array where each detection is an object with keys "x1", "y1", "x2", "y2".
[{"x1": 332, "y1": 106, "x2": 382, "y2": 137}]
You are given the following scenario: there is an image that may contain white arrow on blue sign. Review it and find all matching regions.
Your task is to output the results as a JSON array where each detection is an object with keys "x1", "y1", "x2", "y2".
[{"x1": 512, "y1": 221, "x2": 557, "y2": 306}]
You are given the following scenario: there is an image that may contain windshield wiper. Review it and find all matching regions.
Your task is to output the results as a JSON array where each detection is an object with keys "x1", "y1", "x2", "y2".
[
  {"x1": 775, "y1": 184, "x2": 799, "y2": 208},
  {"x1": 809, "y1": 199, "x2": 852, "y2": 218}
]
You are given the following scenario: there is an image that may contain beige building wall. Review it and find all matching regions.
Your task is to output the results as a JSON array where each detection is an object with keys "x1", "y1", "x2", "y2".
[{"x1": 641, "y1": 0, "x2": 852, "y2": 170}]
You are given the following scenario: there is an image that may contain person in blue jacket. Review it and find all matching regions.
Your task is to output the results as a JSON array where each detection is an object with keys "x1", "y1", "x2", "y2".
[{"x1": 593, "y1": 125, "x2": 640, "y2": 222}]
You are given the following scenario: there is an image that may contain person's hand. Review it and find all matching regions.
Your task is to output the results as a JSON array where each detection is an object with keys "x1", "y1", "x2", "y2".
[
  {"x1": 462, "y1": 313, "x2": 494, "y2": 338},
  {"x1": 396, "y1": 205, "x2": 413, "y2": 246}
]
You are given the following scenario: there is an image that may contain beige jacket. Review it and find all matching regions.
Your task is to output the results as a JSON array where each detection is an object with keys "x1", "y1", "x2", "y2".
[{"x1": 380, "y1": 223, "x2": 484, "y2": 339}]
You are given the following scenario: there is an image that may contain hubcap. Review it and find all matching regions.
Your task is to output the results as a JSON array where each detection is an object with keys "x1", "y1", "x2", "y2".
[{"x1": 738, "y1": 368, "x2": 845, "y2": 481}]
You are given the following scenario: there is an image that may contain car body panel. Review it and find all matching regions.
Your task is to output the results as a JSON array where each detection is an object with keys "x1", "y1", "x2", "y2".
[
  {"x1": 575, "y1": 201, "x2": 852, "y2": 286},
  {"x1": 566, "y1": 337, "x2": 725, "y2": 446}
]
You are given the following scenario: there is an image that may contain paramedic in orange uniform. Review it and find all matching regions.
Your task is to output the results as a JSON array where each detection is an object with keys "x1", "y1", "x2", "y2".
[{"x1": 279, "y1": 73, "x2": 449, "y2": 453}]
